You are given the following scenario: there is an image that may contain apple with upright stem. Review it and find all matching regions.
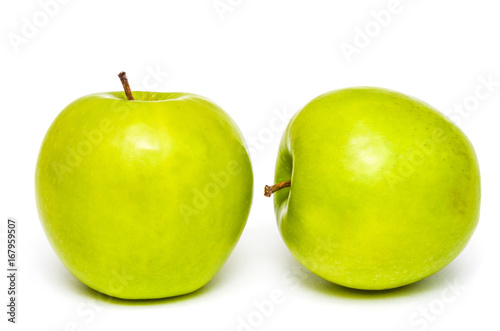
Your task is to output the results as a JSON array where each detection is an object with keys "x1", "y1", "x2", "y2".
[{"x1": 35, "y1": 72, "x2": 253, "y2": 299}]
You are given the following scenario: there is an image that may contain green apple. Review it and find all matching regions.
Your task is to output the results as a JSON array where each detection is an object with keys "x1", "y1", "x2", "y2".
[
  {"x1": 266, "y1": 87, "x2": 480, "y2": 290},
  {"x1": 35, "y1": 73, "x2": 253, "y2": 299}
]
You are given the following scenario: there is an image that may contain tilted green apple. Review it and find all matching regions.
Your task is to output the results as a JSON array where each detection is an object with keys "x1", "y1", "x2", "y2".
[
  {"x1": 35, "y1": 72, "x2": 253, "y2": 299},
  {"x1": 265, "y1": 87, "x2": 480, "y2": 290}
]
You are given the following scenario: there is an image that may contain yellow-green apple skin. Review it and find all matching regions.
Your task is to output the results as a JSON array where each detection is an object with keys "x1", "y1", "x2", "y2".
[
  {"x1": 273, "y1": 87, "x2": 480, "y2": 290},
  {"x1": 35, "y1": 91, "x2": 253, "y2": 299}
]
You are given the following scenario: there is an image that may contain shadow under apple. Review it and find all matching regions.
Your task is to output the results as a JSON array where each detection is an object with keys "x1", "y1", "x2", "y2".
[
  {"x1": 283, "y1": 245, "x2": 480, "y2": 301},
  {"x1": 63, "y1": 269, "x2": 226, "y2": 306}
]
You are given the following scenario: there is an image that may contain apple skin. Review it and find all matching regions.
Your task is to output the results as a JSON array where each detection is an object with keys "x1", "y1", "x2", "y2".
[
  {"x1": 273, "y1": 87, "x2": 480, "y2": 290},
  {"x1": 35, "y1": 91, "x2": 253, "y2": 299}
]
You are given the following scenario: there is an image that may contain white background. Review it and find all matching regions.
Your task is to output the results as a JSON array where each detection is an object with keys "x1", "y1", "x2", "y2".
[{"x1": 1, "y1": 0, "x2": 499, "y2": 330}]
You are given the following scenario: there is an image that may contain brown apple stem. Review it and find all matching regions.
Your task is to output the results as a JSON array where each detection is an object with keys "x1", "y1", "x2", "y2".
[
  {"x1": 264, "y1": 180, "x2": 291, "y2": 197},
  {"x1": 118, "y1": 71, "x2": 135, "y2": 100}
]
